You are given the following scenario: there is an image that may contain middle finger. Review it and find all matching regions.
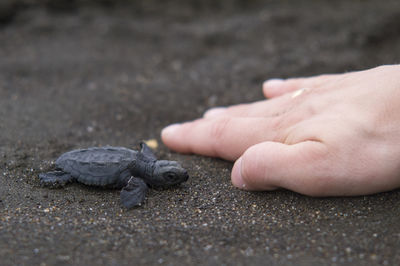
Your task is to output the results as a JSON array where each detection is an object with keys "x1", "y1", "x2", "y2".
[{"x1": 203, "y1": 91, "x2": 306, "y2": 119}]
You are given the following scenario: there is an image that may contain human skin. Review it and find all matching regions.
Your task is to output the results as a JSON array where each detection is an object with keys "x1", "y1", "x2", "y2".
[{"x1": 161, "y1": 65, "x2": 400, "y2": 196}]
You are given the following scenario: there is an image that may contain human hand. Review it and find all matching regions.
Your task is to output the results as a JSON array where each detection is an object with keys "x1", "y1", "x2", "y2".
[{"x1": 161, "y1": 65, "x2": 400, "y2": 196}]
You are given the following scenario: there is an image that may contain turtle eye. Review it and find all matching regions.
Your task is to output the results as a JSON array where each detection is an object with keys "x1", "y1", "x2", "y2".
[{"x1": 164, "y1": 172, "x2": 177, "y2": 181}]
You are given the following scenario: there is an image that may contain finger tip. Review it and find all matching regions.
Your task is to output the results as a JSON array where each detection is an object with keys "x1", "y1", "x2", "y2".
[
  {"x1": 161, "y1": 123, "x2": 181, "y2": 144},
  {"x1": 231, "y1": 157, "x2": 248, "y2": 190},
  {"x1": 263, "y1": 79, "x2": 285, "y2": 98},
  {"x1": 263, "y1": 78, "x2": 284, "y2": 89}
]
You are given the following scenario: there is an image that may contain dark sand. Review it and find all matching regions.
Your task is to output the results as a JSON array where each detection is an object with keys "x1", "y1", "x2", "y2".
[{"x1": 1, "y1": 1, "x2": 400, "y2": 265}]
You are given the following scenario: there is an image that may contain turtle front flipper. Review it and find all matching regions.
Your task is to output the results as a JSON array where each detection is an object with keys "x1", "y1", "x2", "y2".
[
  {"x1": 39, "y1": 170, "x2": 75, "y2": 188},
  {"x1": 120, "y1": 176, "x2": 148, "y2": 208},
  {"x1": 138, "y1": 142, "x2": 157, "y2": 161}
]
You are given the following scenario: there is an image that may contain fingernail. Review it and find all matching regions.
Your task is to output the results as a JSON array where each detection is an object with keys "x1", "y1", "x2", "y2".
[
  {"x1": 263, "y1": 78, "x2": 284, "y2": 90},
  {"x1": 203, "y1": 107, "x2": 227, "y2": 118},
  {"x1": 161, "y1": 123, "x2": 181, "y2": 137},
  {"x1": 231, "y1": 157, "x2": 246, "y2": 189}
]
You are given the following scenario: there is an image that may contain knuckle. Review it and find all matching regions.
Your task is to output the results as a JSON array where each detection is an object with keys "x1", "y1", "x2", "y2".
[
  {"x1": 269, "y1": 116, "x2": 284, "y2": 130},
  {"x1": 209, "y1": 117, "x2": 231, "y2": 141},
  {"x1": 208, "y1": 117, "x2": 232, "y2": 156},
  {"x1": 375, "y1": 64, "x2": 390, "y2": 72},
  {"x1": 269, "y1": 117, "x2": 289, "y2": 142}
]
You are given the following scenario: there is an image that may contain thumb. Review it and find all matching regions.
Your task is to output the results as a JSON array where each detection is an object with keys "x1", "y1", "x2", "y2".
[{"x1": 231, "y1": 141, "x2": 331, "y2": 196}]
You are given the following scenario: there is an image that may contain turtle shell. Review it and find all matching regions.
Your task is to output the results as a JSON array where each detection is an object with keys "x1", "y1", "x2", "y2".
[{"x1": 55, "y1": 147, "x2": 138, "y2": 186}]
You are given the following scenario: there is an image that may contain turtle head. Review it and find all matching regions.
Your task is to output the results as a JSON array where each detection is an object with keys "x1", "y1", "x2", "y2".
[{"x1": 146, "y1": 160, "x2": 189, "y2": 187}]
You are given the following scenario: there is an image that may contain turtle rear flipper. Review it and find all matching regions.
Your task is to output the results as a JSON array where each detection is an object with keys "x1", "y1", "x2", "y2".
[
  {"x1": 120, "y1": 176, "x2": 148, "y2": 209},
  {"x1": 39, "y1": 170, "x2": 74, "y2": 188}
]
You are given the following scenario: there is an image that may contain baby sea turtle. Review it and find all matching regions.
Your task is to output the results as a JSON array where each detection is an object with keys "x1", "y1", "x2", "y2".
[{"x1": 38, "y1": 142, "x2": 189, "y2": 208}]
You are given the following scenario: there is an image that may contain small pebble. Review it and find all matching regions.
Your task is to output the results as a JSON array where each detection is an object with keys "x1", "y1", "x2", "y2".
[{"x1": 144, "y1": 139, "x2": 158, "y2": 149}]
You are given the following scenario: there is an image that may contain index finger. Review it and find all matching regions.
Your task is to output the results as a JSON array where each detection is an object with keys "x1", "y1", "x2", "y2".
[{"x1": 161, "y1": 116, "x2": 292, "y2": 161}]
